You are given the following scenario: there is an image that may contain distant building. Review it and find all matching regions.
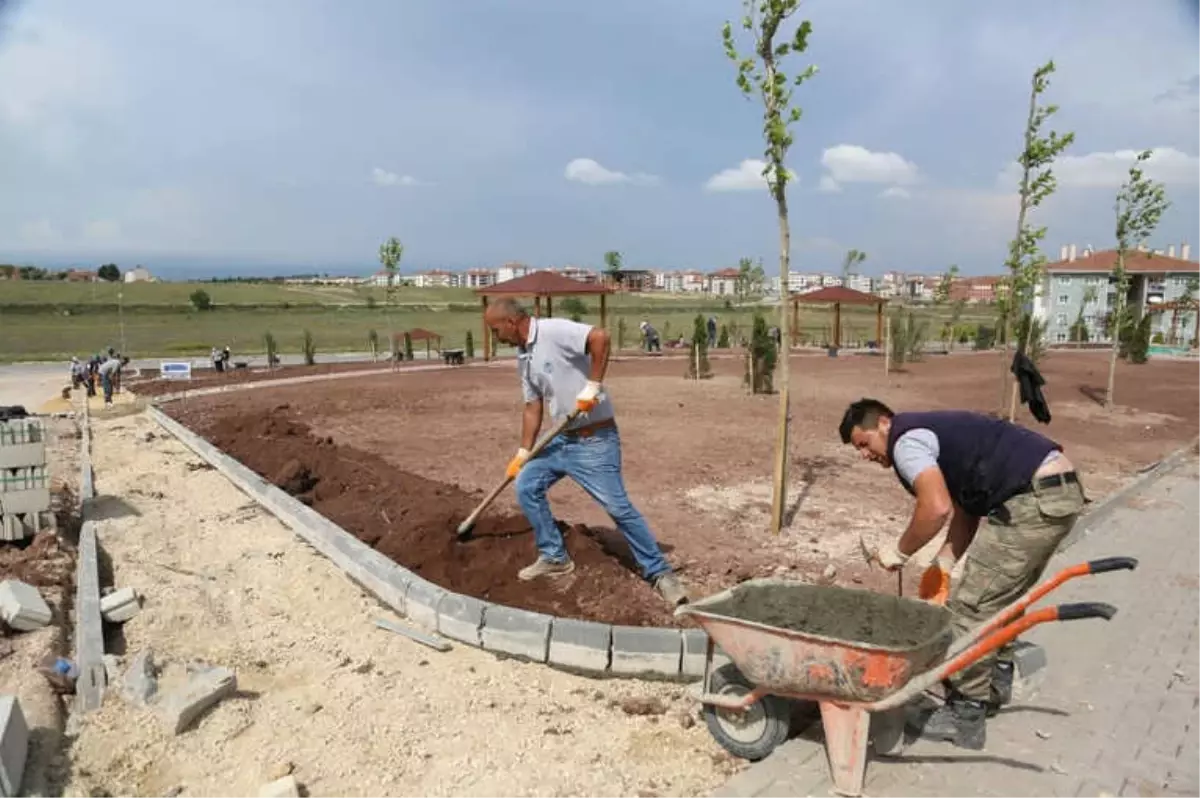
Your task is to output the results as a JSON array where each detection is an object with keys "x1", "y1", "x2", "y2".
[
  {"x1": 123, "y1": 266, "x2": 153, "y2": 283},
  {"x1": 496, "y1": 262, "x2": 529, "y2": 284}
]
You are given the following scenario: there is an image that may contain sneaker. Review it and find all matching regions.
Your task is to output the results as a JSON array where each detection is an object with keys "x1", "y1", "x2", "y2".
[
  {"x1": 907, "y1": 695, "x2": 987, "y2": 750},
  {"x1": 517, "y1": 556, "x2": 575, "y2": 581},
  {"x1": 654, "y1": 572, "x2": 689, "y2": 606},
  {"x1": 987, "y1": 660, "x2": 1014, "y2": 716}
]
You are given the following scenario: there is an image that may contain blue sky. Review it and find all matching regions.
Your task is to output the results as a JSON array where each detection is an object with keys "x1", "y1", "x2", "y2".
[{"x1": 1, "y1": 0, "x2": 1197, "y2": 278}]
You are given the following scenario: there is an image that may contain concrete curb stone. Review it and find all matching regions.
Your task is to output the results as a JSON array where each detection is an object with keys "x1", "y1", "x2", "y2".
[
  {"x1": 611, "y1": 625, "x2": 683, "y2": 677},
  {"x1": 681, "y1": 628, "x2": 733, "y2": 680},
  {"x1": 436, "y1": 593, "x2": 487, "y2": 646},
  {"x1": 547, "y1": 618, "x2": 612, "y2": 672},
  {"x1": 481, "y1": 605, "x2": 552, "y2": 663},
  {"x1": 0, "y1": 695, "x2": 28, "y2": 798},
  {"x1": 402, "y1": 578, "x2": 446, "y2": 632}
]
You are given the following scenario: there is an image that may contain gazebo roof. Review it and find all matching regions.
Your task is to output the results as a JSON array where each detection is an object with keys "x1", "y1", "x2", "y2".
[
  {"x1": 407, "y1": 327, "x2": 442, "y2": 341},
  {"x1": 791, "y1": 286, "x2": 885, "y2": 305},
  {"x1": 476, "y1": 270, "x2": 612, "y2": 297}
]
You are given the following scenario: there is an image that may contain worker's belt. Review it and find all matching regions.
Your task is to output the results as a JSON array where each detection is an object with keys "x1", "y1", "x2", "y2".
[
  {"x1": 1011, "y1": 470, "x2": 1078, "y2": 497},
  {"x1": 563, "y1": 418, "x2": 616, "y2": 439}
]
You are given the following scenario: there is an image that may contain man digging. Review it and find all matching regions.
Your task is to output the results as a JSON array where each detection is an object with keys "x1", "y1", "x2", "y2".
[
  {"x1": 484, "y1": 298, "x2": 688, "y2": 606},
  {"x1": 839, "y1": 398, "x2": 1085, "y2": 750}
]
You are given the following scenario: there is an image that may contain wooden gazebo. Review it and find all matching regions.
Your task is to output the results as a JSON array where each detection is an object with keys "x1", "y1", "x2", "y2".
[
  {"x1": 476, "y1": 271, "x2": 613, "y2": 361},
  {"x1": 399, "y1": 327, "x2": 443, "y2": 359},
  {"x1": 791, "y1": 286, "x2": 887, "y2": 349}
]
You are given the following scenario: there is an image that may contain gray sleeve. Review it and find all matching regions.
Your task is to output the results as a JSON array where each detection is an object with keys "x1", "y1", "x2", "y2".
[
  {"x1": 893, "y1": 429, "x2": 940, "y2": 484},
  {"x1": 517, "y1": 355, "x2": 540, "y2": 403}
]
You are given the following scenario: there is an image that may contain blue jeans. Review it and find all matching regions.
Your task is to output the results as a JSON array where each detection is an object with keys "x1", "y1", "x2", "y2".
[{"x1": 514, "y1": 424, "x2": 671, "y2": 581}]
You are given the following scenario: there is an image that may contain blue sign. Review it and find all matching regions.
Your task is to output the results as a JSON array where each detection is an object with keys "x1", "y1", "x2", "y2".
[{"x1": 160, "y1": 361, "x2": 192, "y2": 380}]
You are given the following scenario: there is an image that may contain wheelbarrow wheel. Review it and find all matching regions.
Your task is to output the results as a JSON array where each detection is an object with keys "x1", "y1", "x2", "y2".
[{"x1": 703, "y1": 664, "x2": 791, "y2": 762}]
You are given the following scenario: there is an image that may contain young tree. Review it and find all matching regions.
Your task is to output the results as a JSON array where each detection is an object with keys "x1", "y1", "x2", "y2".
[
  {"x1": 97, "y1": 263, "x2": 121, "y2": 282},
  {"x1": 603, "y1": 250, "x2": 623, "y2": 276},
  {"x1": 933, "y1": 265, "x2": 960, "y2": 351},
  {"x1": 1106, "y1": 150, "x2": 1171, "y2": 406},
  {"x1": 378, "y1": 236, "x2": 404, "y2": 347},
  {"x1": 723, "y1": 0, "x2": 817, "y2": 535},
  {"x1": 686, "y1": 314, "x2": 713, "y2": 380},
  {"x1": 1169, "y1": 276, "x2": 1198, "y2": 345},
  {"x1": 840, "y1": 249, "x2": 866, "y2": 286},
  {"x1": 735, "y1": 256, "x2": 767, "y2": 302},
  {"x1": 1071, "y1": 285, "x2": 1098, "y2": 346},
  {"x1": 997, "y1": 61, "x2": 1075, "y2": 416}
]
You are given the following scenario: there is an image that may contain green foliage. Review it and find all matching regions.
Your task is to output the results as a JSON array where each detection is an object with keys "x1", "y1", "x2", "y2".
[
  {"x1": 1069, "y1": 317, "x2": 1089, "y2": 344},
  {"x1": 686, "y1": 314, "x2": 713, "y2": 379},
  {"x1": 663, "y1": 320, "x2": 672, "y2": 341},
  {"x1": 365, "y1": 295, "x2": 377, "y2": 309},
  {"x1": 603, "y1": 251, "x2": 623, "y2": 274},
  {"x1": 264, "y1": 331, "x2": 278, "y2": 367},
  {"x1": 1150, "y1": 331, "x2": 1164, "y2": 345},
  {"x1": 378, "y1": 236, "x2": 404, "y2": 305},
  {"x1": 934, "y1": 265, "x2": 959, "y2": 305},
  {"x1": 559, "y1": 297, "x2": 588, "y2": 321},
  {"x1": 1001, "y1": 61, "x2": 1075, "y2": 328},
  {"x1": 1110, "y1": 150, "x2": 1172, "y2": 352},
  {"x1": 743, "y1": 312, "x2": 777, "y2": 394},
  {"x1": 97, "y1": 264, "x2": 121, "y2": 282},
  {"x1": 1016, "y1": 314, "x2": 1047, "y2": 364},
  {"x1": 1128, "y1": 313, "x2": 1152, "y2": 364},
  {"x1": 722, "y1": 0, "x2": 818, "y2": 200},
  {"x1": 617, "y1": 317, "x2": 628, "y2": 349},
  {"x1": 841, "y1": 249, "x2": 867, "y2": 284},
  {"x1": 403, "y1": 331, "x2": 414, "y2": 361},
  {"x1": 301, "y1": 329, "x2": 315, "y2": 365},
  {"x1": 736, "y1": 256, "x2": 766, "y2": 301},
  {"x1": 890, "y1": 311, "x2": 928, "y2": 366},
  {"x1": 189, "y1": 289, "x2": 212, "y2": 311},
  {"x1": 718, "y1": 324, "x2": 731, "y2": 348},
  {"x1": 465, "y1": 330, "x2": 475, "y2": 358}
]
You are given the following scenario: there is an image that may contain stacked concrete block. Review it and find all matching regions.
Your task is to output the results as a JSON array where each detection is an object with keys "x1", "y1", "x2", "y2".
[
  {"x1": 0, "y1": 695, "x2": 28, "y2": 798},
  {"x1": 0, "y1": 419, "x2": 50, "y2": 541},
  {"x1": 0, "y1": 580, "x2": 52, "y2": 631}
]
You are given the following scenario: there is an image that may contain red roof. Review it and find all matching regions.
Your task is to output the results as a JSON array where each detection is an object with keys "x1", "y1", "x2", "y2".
[
  {"x1": 1047, "y1": 250, "x2": 1198, "y2": 274},
  {"x1": 407, "y1": 327, "x2": 442, "y2": 341},
  {"x1": 476, "y1": 270, "x2": 612, "y2": 296},
  {"x1": 791, "y1": 286, "x2": 884, "y2": 305}
]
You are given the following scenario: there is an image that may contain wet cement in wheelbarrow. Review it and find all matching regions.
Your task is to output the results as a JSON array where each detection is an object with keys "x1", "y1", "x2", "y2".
[
  {"x1": 172, "y1": 404, "x2": 677, "y2": 627},
  {"x1": 715, "y1": 582, "x2": 949, "y2": 649}
]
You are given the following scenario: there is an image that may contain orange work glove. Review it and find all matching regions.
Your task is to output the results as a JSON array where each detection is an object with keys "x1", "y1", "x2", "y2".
[
  {"x1": 505, "y1": 448, "x2": 531, "y2": 479},
  {"x1": 575, "y1": 380, "x2": 603, "y2": 413}
]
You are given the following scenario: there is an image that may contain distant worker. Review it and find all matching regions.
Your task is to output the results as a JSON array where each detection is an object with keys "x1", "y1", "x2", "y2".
[
  {"x1": 98, "y1": 356, "x2": 129, "y2": 406},
  {"x1": 639, "y1": 321, "x2": 661, "y2": 353},
  {"x1": 838, "y1": 398, "x2": 1086, "y2": 751},
  {"x1": 484, "y1": 298, "x2": 688, "y2": 606}
]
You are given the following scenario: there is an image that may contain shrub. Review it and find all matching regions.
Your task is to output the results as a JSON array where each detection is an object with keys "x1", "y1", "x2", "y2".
[
  {"x1": 302, "y1": 330, "x2": 316, "y2": 365},
  {"x1": 743, "y1": 312, "x2": 776, "y2": 394},
  {"x1": 718, "y1": 324, "x2": 730, "y2": 348},
  {"x1": 686, "y1": 314, "x2": 713, "y2": 380},
  {"x1": 1016, "y1": 314, "x2": 1046, "y2": 364},
  {"x1": 1150, "y1": 331, "x2": 1164, "y2": 345},
  {"x1": 617, "y1": 317, "x2": 627, "y2": 350},
  {"x1": 264, "y1": 331, "x2": 278, "y2": 368},
  {"x1": 890, "y1": 311, "x2": 928, "y2": 366},
  {"x1": 1128, "y1": 313, "x2": 1152, "y2": 364},
  {"x1": 465, "y1": 330, "x2": 475, "y2": 358},
  {"x1": 366, "y1": 295, "x2": 377, "y2": 309},
  {"x1": 559, "y1": 297, "x2": 587, "y2": 321},
  {"x1": 189, "y1": 289, "x2": 212, "y2": 311},
  {"x1": 974, "y1": 325, "x2": 996, "y2": 351}
]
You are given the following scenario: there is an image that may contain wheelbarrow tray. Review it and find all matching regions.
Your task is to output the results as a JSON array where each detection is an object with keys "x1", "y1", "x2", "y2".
[{"x1": 679, "y1": 578, "x2": 955, "y2": 703}]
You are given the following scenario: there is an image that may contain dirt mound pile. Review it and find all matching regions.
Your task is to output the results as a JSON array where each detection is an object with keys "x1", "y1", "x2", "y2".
[{"x1": 187, "y1": 405, "x2": 675, "y2": 626}]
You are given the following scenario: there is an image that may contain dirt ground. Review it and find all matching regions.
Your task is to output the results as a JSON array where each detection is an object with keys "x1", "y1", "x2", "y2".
[
  {"x1": 0, "y1": 413, "x2": 81, "y2": 796},
  {"x1": 125, "y1": 359, "x2": 435, "y2": 398},
  {"x1": 165, "y1": 350, "x2": 1200, "y2": 618},
  {"x1": 62, "y1": 412, "x2": 738, "y2": 797}
]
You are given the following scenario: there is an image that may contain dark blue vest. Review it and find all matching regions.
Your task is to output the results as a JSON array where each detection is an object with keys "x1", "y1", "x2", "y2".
[{"x1": 886, "y1": 411, "x2": 1060, "y2": 517}]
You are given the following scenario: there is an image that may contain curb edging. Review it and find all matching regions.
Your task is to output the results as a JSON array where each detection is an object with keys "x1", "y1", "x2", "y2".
[
  {"x1": 74, "y1": 399, "x2": 107, "y2": 714},
  {"x1": 148, "y1": 406, "x2": 705, "y2": 681}
]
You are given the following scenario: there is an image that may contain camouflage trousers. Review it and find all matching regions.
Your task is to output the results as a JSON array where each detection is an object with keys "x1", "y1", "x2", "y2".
[{"x1": 946, "y1": 476, "x2": 1086, "y2": 701}]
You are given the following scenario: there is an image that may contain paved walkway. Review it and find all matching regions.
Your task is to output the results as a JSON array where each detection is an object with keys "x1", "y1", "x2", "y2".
[{"x1": 717, "y1": 457, "x2": 1200, "y2": 797}]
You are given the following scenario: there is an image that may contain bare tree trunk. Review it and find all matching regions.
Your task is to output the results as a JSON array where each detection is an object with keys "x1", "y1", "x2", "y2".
[
  {"x1": 1000, "y1": 76, "x2": 1039, "y2": 413},
  {"x1": 770, "y1": 188, "x2": 791, "y2": 536},
  {"x1": 1105, "y1": 264, "x2": 1125, "y2": 408}
]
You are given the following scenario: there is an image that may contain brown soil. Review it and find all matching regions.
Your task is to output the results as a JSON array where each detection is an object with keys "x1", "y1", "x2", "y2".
[
  {"x1": 189, "y1": 405, "x2": 677, "y2": 626},
  {"x1": 0, "y1": 532, "x2": 75, "y2": 588},
  {"x1": 166, "y1": 350, "x2": 1200, "y2": 623},
  {"x1": 127, "y1": 360, "x2": 435, "y2": 397}
]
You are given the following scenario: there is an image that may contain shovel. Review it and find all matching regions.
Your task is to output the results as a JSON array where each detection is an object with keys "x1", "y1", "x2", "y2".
[{"x1": 455, "y1": 409, "x2": 582, "y2": 540}]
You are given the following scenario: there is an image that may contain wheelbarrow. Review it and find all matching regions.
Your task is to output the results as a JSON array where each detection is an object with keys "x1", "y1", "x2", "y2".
[{"x1": 676, "y1": 556, "x2": 1137, "y2": 797}]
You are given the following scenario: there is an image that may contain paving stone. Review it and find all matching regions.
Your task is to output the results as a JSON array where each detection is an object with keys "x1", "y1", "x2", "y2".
[
  {"x1": 481, "y1": 605, "x2": 551, "y2": 663},
  {"x1": 435, "y1": 593, "x2": 486, "y2": 646},
  {"x1": 0, "y1": 580, "x2": 51, "y2": 631},
  {"x1": 403, "y1": 578, "x2": 446, "y2": 631},
  {"x1": 258, "y1": 774, "x2": 300, "y2": 798},
  {"x1": 0, "y1": 695, "x2": 28, "y2": 798},
  {"x1": 547, "y1": 617, "x2": 610, "y2": 672},
  {"x1": 680, "y1": 628, "x2": 733, "y2": 680},
  {"x1": 610, "y1": 625, "x2": 682, "y2": 677},
  {"x1": 100, "y1": 587, "x2": 141, "y2": 623},
  {"x1": 158, "y1": 665, "x2": 237, "y2": 735},
  {"x1": 121, "y1": 649, "x2": 159, "y2": 707}
]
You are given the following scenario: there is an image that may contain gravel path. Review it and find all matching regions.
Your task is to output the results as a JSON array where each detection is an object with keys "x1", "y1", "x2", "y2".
[{"x1": 64, "y1": 411, "x2": 739, "y2": 797}]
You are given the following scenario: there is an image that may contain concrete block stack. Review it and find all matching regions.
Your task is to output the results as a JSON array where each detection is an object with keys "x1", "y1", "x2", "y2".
[{"x1": 0, "y1": 419, "x2": 51, "y2": 542}]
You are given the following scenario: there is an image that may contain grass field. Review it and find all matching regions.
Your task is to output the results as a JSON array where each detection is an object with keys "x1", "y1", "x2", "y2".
[{"x1": 0, "y1": 281, "x2": 999, "y2": 361}]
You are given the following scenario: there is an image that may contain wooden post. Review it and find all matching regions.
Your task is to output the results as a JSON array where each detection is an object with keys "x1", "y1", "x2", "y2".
[
  {"x1": 600, "y1": 293, "x2": 608, "y2": 329},
  {"x1": 547, "y1": 295, "x2": 554, "y2": 317},
  {"x1": 833, "y1": 303, "x2": 842, "y2": 349},
  {"x1": 875, "y1": 303, "x2": 883, "y2": 345},
  {"x1": 534, "y1": 296, "x2": 542, "y2": 317},
  {"x1": 481, "y1": 296, "x2": 491, "y2": 361},
  {"x1": 426, "y1": 339, "x2": 431, "y2": 360},
  {"x1": 884, "y1": 308, "x2": 891, "y2": 376},
  {"x1": 1008, "y1": 381, "x2": 1020, "y2": 422}
]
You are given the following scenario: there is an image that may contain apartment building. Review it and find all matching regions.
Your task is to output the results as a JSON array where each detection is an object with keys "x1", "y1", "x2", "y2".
[
  {"x1": 410, "y1": 269, "x2": 457, "y2": 288},
  {"x1": 1034, "y1": 243, "x2": 1198, "y2": 344}
]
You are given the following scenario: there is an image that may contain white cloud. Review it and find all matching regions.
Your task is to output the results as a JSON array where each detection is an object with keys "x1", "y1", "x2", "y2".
[
  {"x1": 564, "y1": 157, "x2": 658, "y2": 186},
  {"x1": 996, "y1": 147, "x2": 1200, "y2": 190},
  {"x1": 818, "y1": 175, "x2": 842, "y2": 193},
  {"x1": 879, "y1": 186, "x2": 911, "y2": 200},
  {"x1": 18, "y1": 219, "x2": 62, "y2": 246},
  {"x1": 704, "y1": 159, "x2": 797, "y2": 192},
  {"x1": 819, "y1": 145, "x2": 920, "y2": 189},
  {"x1": 82, "y1": 219, "x2": 121, "y2": 241},
  {"x1": 371, "y1": 167, "x2": 423, "y2": 187}
]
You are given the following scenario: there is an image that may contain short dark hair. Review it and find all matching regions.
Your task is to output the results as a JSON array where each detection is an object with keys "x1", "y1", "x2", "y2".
[{"x1": 838, "y1": 398, "x2": 894, "y2": 444}]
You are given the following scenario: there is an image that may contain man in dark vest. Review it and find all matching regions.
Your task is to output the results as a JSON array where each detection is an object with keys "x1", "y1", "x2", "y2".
[{"x1": 838, "y1": 398, "x2": 1085, "y2": 750}]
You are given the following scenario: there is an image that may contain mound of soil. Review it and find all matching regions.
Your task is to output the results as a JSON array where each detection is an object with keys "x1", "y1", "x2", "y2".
[
  {"x1": 0, "y1": 532, "x2": 76, "y2": 589},
  {"x1": 183, "y1": 405, "x2": 676, "y2": 626}
]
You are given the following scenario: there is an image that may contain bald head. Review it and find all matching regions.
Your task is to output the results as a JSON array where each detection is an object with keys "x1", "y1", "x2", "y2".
[{"x1": 485, "y1": 297, "x2": 531, "y2": 346}]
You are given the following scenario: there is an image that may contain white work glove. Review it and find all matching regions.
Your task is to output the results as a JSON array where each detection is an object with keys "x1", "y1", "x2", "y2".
[
  {"x1": 575, "y1": 380, "x2": 602, "y2": 414},
  {"x1": 505, "y1": 447, "x2": 531, "y2": 479},
  {"x1": 874, "y1": 543, "x2": 910, "y2": 572}
]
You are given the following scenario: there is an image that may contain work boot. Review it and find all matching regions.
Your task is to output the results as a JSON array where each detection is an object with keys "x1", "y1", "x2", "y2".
[
  {"x1": 517, "y1": 556, "x2": 575, "y2": 581},
  {"x1": 908, "y1": 694, "x2": 987, "y2": 750},
  {"x1": 987, "y1": 660, "x2": 1015, "y2": 716},
  {"x1": 654, "y1": 572, "x2": 689, "y2": 606}
]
